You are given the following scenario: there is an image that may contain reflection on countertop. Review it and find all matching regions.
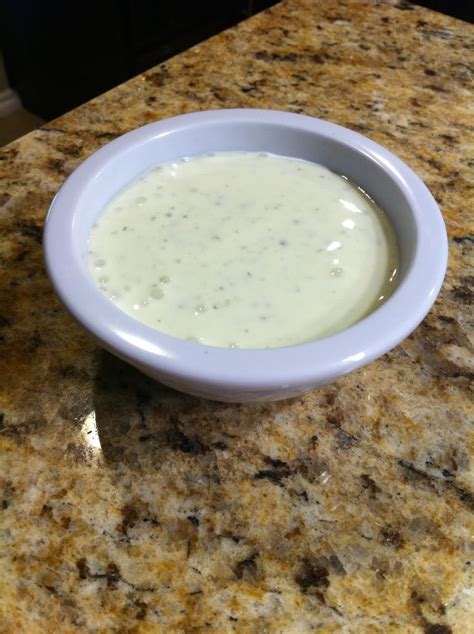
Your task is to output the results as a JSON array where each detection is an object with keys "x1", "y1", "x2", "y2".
[{"x1": 0, "y1": 0, "x2": 473, "y2": 631}]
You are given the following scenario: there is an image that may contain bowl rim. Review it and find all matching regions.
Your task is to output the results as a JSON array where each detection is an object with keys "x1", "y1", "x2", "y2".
[{"x1": 44, "y1": 108, "x2": 448, "y2": 391}]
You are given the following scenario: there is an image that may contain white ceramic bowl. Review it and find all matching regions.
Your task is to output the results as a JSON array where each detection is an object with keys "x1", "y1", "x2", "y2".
[{"x1": 44, "y1": 109, "x2": 447, "y2": 402}]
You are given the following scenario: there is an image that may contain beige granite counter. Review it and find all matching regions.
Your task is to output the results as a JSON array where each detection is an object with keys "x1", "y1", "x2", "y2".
[{"x1": 0, "y1": 0, "x2": 473, "y2": 631}]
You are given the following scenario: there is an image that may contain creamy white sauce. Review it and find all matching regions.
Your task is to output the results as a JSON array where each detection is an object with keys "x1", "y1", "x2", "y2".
[{"x1": 89, "y1": 152, "x2": 399, "y2": 348}]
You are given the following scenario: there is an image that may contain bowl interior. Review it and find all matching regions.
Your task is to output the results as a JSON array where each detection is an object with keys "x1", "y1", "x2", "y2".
[{"x1": 73, "y1": 121, "x2": 416, "y2": 281}]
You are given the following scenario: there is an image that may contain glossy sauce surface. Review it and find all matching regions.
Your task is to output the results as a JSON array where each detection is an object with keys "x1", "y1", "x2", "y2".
[{"x1": 89, "y1": 152, "x2": 399, "y2": 348}]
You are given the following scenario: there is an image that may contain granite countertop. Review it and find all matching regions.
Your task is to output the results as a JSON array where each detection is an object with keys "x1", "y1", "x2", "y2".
[{"x1": 1, "y1": 0, "x2": 473, "y2": 631}]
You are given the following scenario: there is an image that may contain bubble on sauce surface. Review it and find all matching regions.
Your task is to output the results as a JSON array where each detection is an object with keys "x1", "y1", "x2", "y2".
[{"x1": 94, "y1": 259, "x2": 106, "y2": 268}]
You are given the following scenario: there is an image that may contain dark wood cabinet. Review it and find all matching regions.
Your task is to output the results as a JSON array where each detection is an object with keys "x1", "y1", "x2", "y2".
[{"x1": 0, "y1": 0, "x2": 277, "y2": 120}]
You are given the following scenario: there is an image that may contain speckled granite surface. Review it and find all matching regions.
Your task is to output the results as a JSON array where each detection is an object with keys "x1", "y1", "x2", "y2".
[{"x1": 1, "y1": 0, "x2": 473, "y2": 631}]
